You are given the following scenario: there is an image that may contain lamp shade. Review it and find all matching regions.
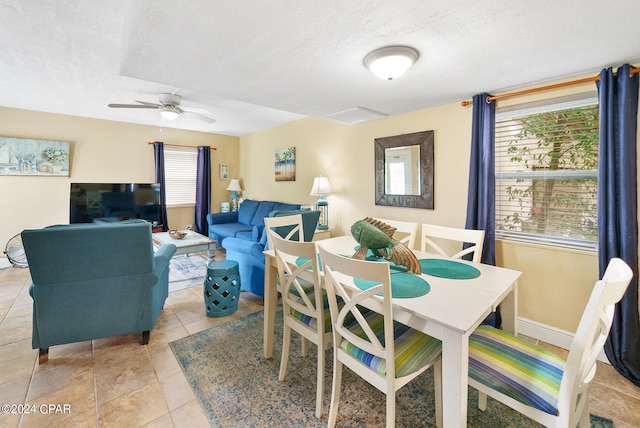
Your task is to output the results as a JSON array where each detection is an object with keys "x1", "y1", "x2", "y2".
[
  {"x1": 364, "y1": 46, "x2": 419, "y2": 80},
  {"x1": 226, "y1": 179, "x2": 242, "y2": 192},
  {"x1": 309, "y1": 176, "x2": 333, "y2": 196}
]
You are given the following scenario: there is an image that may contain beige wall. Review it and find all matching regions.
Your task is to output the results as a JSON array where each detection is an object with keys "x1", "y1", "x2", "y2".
[
  {"x1": 0, "y1": 107, "x2": 239, "y2": 247},
  {"x1": 240, "y1": 102, "x2": 472, "y2": 233},
  {"x1": 239, "y1": 80, "x2": 607, "y2": 333}
]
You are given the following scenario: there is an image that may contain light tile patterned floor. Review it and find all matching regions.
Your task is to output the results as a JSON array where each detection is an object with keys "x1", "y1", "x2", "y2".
[{"x1": 1, "y1": 249, "x2": 639, "y2": 427}]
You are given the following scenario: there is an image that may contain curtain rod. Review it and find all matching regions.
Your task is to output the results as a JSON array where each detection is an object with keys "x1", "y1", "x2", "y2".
[
  {"x1": 460, "y1": 66, "x2": 640, "y2": 107},
  {"x1": 147, "y1": 142, "x2": 216, "y2": 150}
]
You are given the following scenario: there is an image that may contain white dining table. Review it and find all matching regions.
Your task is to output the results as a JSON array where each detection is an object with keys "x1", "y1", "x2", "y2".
[{"x1": 262, "y1": 235, "x2": 522, "y2": 428}]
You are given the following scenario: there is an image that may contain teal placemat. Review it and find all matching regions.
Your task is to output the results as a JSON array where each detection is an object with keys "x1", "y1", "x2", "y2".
[
  {"x1": 354, "y1": 273, "x2": 430, "y2": 298},
  {"x1": 295, "y1": 256, "x2": 320, "y2": 270},
  {"x1": 419, "y1": 258, "x2": 481, "y2": 279}
]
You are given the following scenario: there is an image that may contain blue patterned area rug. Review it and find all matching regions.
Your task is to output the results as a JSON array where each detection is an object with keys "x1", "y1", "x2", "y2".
[
  {"x1": 168, "y1": 254, "x2": 208, "y2": 292},
  {"x1": 170, "y1": 310, "x2": 614, "y2": 427}
]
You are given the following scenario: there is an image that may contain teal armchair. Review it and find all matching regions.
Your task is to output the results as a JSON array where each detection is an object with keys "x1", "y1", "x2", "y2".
[{"x1": 22, "y1": 220, "x2": 176, "y2": 363}]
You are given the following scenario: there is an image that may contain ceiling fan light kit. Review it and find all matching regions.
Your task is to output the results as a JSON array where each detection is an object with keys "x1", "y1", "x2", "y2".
[
  {"x1": 160, "y1": 106, "x2": 180, "y2": 121},
  {"x1": 364, "y1": 46, "x2": 419, "y2": 80}
]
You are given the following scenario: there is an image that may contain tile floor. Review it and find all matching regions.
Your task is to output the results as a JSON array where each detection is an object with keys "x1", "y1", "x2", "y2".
[{"x1": 1, "y1": 250, "x2": 639, "y2": 427}]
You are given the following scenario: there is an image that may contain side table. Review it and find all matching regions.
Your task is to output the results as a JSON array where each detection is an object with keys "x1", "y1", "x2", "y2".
[
  {"x1": 204, "y1": 260, "x2": 241, "y2": 317},
  {"x1": 312, "y1": 229, "x2": 331, "y2": 241}
]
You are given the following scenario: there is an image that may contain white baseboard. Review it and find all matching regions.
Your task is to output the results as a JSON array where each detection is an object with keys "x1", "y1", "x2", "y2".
[{"x1": 518, "y1": 317, "x2": 610, "y2": 364}]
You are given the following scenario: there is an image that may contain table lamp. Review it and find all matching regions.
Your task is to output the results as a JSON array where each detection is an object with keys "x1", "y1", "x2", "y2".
[
  {"x1": 309, "y1": 175, "x2": 333, "y2": 230},
  {"x1": 226, "y1": 179, "x2": 242, "y2": 212}
]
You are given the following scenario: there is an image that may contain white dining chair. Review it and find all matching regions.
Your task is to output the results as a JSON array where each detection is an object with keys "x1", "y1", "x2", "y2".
[
  {"x1": 420, "y1": 223, "x2": 485, "y2": 263},
  {"x1": 264, "y1": 214, "x2": 311, "y2": 296},
  {"x1": 263, "y1": 214, "x2": 305, "y2": 250},
  {"x1": 468, "y1": 257, "x2": 632, "y2": 427},
  {"x1": 270, "y1": 232, "x2": 332, "y2": 418},
  {"x1": 372, "y1": 218, "x2": 419, "y2": 250},
  {"x1": 317, "y1": 245, "x2": 443, "y2": 428}
]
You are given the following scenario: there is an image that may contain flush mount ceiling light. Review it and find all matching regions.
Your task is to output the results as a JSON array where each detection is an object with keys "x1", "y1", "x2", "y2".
[
  {"x1": 363, "y1": 46, "x2": 419, "y2": 80},
  {"x1": 160, "y1": 105, "x2": 180, "y2": 121}
]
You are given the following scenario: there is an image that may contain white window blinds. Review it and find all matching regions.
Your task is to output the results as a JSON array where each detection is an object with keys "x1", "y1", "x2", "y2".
[
  {"x1": 495, "y1": 95, "x2": 599, "y2": 250},
  {"x1": 164, "y1": 148, "x2": 197, "y2": 206}
]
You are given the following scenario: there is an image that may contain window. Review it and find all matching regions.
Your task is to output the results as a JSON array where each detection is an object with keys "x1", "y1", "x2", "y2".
[
  {"x1": 495, "y1": 94, "x2": 599, "y2": 250},
  {"x1": 164, "y1": 148, "x2": 197, "y2": 206}
]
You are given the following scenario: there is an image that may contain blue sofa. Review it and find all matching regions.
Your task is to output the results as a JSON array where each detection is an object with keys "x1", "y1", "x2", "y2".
[
  {"x1": 223, "y1": 209, "x2": 320, "y2": 297},
  {"x1": 207, "y1": 199, "x2": 301, "y2": 248},
  {"x1": 21, "y1": 220, "x2": 176, "y2": 363}
]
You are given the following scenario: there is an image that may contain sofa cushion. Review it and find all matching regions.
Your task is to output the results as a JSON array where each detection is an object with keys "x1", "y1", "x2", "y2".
[
  {"x1": 274, "y1": 202, "x2": 301, "y2": 211},
  {"x1": 237, "y1": 199, "x2": 260, "y2": 225},
  {"x1": 209, "y1": 223, "x2": 253, "y2": 241},
  {"x1": 235, "y1": 230, "x2": 254, "y2": 241},
  {"x1": 250, "y1": 201, "x2": 278, "y2": 226}
]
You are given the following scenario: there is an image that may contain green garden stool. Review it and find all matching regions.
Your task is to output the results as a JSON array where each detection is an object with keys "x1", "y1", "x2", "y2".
[{"x1": 204, "y1": 260, "x2": 241, "y2": 317}]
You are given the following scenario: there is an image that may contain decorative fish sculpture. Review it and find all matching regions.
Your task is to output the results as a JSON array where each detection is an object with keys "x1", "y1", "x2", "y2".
[{"x1": 350, "y1": 217, "x2": 421, "y2": 274}]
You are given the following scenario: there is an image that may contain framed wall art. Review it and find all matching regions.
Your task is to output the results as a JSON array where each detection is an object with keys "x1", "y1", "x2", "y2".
[
  {"x1": 219, "y1": 163, "x2": 229, "y2": 180},
  {"x1": 274, "y1": 146, "x2": 296, "y2": 181},
  {"x1": 0, "y1": 137, "x2": 71, "y2": 177}
]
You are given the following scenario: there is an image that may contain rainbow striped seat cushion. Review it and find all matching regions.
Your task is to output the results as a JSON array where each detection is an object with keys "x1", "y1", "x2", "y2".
[
  {"x1": 291, "y1": 289, "x2": 333, "y2": 333},
  {"x1": 340, "y1": 310, "x2": 441, "y2": 377},
  {"x1": 469, "y1": 325, "x2": 567, "y2": 415}
]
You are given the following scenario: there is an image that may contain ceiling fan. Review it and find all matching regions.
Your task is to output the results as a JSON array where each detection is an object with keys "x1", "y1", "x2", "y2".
[{"x1": 108, "y1": 93, "x2": 215, "y2": 124}]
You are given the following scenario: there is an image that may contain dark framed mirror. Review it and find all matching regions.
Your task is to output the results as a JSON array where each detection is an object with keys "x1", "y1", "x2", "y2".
[{"x1": 375, "y1": 130, "x2": 434, "y2": 209}]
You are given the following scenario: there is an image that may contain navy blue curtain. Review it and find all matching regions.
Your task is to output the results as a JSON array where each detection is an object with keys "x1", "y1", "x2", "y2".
[
  {"x1": 194, "y1": 146, "x2": 211, "y2": 236},
  {"x1": 597, "y1": 64, "x2": 640, "y2": 386},
  {"x1": 153, "y1": 142, "x2": 169, "y2": 232},
  {"x1": 465, "y1": 93, "x2": 496, "y2": 266},
  {"x1": 465, "y1": 93, "x2": 499, "y2": 327}
]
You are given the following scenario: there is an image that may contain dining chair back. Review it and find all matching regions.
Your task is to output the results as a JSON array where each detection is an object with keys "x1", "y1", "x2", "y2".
[
  {"x1": 263, "y1": 213, "x2": 305, "y2": 250},
  {"x1": 420, "y1": 223, "x2": 485, "y2": 263},
  {"x1": 373, "y1": 218, "x2": 419, "y2": 250},
  {"x1": 270, "y1": 232, "x2": 332, "y2": 418},
  {"x1": 468, "y1": 257, "x2": 633, "y2": 427},
  {"x1": 317, "y1": 244, "x2": 443, "y2": 428},
  {"x1": 264, "y1": 214, "x2": 309, "y2": 295}
]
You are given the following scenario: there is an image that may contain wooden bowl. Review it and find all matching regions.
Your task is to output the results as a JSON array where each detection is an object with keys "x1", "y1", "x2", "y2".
[{"x1": 168, "y1": 229, "x2": 188, "y2": 240}]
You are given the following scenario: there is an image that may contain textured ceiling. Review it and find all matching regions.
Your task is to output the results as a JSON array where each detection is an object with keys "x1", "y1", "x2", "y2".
[{"x1": 1, "y1": 0, "x2": 640, "y2": 136}]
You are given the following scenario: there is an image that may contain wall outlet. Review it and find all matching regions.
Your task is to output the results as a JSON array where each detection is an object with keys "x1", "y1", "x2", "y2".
[{"x1": 186, "y1": 224, "x2": 193, "y2": 230}]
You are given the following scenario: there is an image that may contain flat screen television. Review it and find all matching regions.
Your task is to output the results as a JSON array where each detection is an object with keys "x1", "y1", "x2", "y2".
[{"x1": 70, "y1": 183, "x2": 161, "y2": 224}]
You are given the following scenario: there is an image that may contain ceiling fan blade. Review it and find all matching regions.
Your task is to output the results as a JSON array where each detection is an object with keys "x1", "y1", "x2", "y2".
[
  {"x1": 181, "y1": 106, "x2": 211, "y2": 114},
  {"x1": 135, "y1": 100, "x2": 162, "y2": 107},
  {"x1": 108, "y1": 103, "x2": 159, "y2": 109},
  {"x1": 183, "y1": 110, "x2": 216, "y2": 124}
]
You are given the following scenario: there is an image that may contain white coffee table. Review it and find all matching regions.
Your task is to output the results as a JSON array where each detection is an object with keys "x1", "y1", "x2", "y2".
[{"x1": 152, "y1": 230, "x2": 217, "y2": 262}]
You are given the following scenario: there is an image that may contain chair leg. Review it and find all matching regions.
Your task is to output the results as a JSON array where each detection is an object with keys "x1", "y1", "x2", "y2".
[
  {"x1": 38, "y1": 348, "x2": 49, "y2": 364},
  {"x1": 315, "y1": 340, "x2": 325, "y2": 418},
  {"x1": 141, "y1": 331, "x2": 150, "y2": 345},
  {"x1": 328, "y1": 356, "x2": 343, "y2": 428},
  {"x1": 301, "y1": 336, "x2": 308, "y2": 357},
  {"x1": 478, "y1": 391, "x2": 488, "y2": 411},
  {"x1": 386, "y1": 389, "x2": 396, "y2": 428},
  {"x1": 578, "y1": 391, "x2": 591, "y2": 427},
  {"x1": 434, "y1": 360, "x2": 443, "y2": 428},
  {"x1": 278, "y1": 324, "x2": 291, "y2": 381}
]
